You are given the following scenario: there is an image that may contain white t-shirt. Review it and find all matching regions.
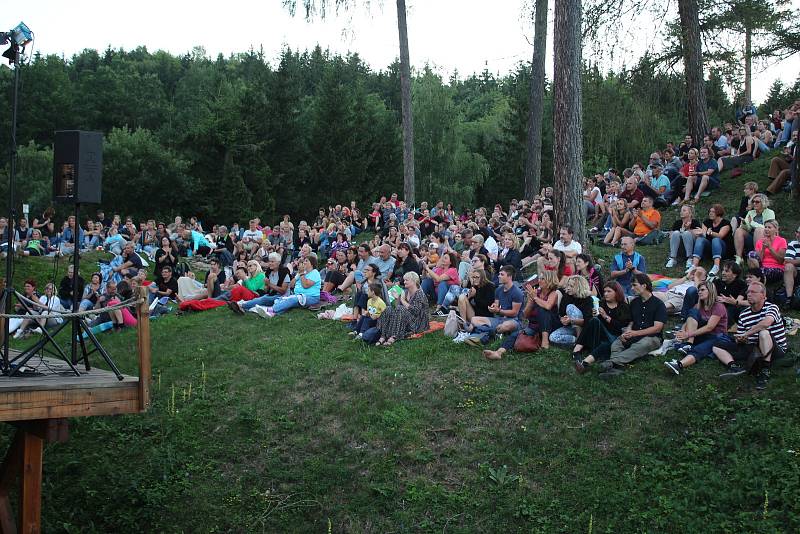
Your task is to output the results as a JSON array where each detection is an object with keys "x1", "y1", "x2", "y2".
[
  {"x1": 242, "y1": 229, "x2": 263, "y2": 242},
  {"x1": 554, "y1": 239, "x2": 583, "y2": 255}
]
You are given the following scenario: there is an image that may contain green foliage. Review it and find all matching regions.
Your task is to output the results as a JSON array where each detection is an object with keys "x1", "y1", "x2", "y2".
[
  {"x1": 102, "y1": 127, "x2": 194, "y2": 219},
  {"x1": 0, "y1": 43, "x2": 747, "y2": 221}
]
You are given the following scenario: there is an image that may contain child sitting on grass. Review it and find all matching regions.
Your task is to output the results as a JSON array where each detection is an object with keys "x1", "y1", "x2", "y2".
[{"x1": 351, "y1": 282, "x2": 386, "y2": 339}]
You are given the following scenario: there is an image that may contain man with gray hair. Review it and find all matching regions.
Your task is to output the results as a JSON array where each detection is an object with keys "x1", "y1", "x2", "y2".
[{"x1": 713, "y1": 281, "x2": 788, "y2": 390}]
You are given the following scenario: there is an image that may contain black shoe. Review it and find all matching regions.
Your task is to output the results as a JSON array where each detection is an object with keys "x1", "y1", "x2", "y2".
[
  {"x1": 719, "y1": 362, "x2": 747, "y2": 378},
  {"x1": 664, "y1": 360, "x2": 682, "y2": 375},
  {"x1": 755, "y1": 368, "x2": 770, "y2": 390},
  {"x1": 573, "y1": 355, "x2": 588, "y2": 375}
]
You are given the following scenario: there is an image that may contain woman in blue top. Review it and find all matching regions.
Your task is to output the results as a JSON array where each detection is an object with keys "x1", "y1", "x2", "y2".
[
  {"x1": 259, "y1": 254, "x2": 321, "y2": 317},
  {"x1": 183, "y1": 229, "x2": 212, "y2": 257}
]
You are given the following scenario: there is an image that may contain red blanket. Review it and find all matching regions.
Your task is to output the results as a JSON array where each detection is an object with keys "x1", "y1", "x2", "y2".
[{"x1": 179, "y1": 299, "x2": 227, "y2": 312}]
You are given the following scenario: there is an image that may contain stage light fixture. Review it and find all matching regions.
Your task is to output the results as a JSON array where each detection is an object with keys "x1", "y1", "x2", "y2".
[{"x1": 1, "y1": 22, "x2": 32, "y2": 64}]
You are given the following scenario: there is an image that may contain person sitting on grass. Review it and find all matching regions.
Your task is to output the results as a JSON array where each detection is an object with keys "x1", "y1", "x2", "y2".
[
  {"x1": 482, "y1": 270, "x2": 559, "y2": 359},
  {"x1": 22, "y1": 229, "x2": 46, "y2": 257},
  {"x1": 351, "y1": 282, "x2": 387, "y2": 340},
  {"x1": 713, "y1": 281, "x2": 788, "y2": 390},
  {"x1": 603, "y1": 198, "x2": 631, "y2": 247},
  {"x1": 574, "y1": 253, "x2": 602, "y2": 296},
  {"x1": 374, "y1": 271, "x2": 429, "y2": 346},
  {"x1": 609, "y1": 236, "x2": 646, "y2": 297},
  {"x1": 665, "y1": 204, "x2": 702, "y2": 270},
  {"x1": 580, "y1": 274, "x2": 666, "y2": 379},
  {"x1": 713, "y1": 261, "x2": 748, "y2": 328},
  {"x1": 629, "y1": 196, "x2": 661, "y2": 245},
  {"x1": 256, "y1": 253, "x2": 321, "y2": 317},
  {"x1": 79, "y1": 272, "x2": 104, "y2": 312},
  {"x1": 148, "y1": 266, "x2": 179, "y2": 304},
  {"x1": 455, "y1": 267, "x2": 496, "y2": 325},
  {"x1": 682, "y1": 147, "x2": 720, "y2": 204},
  {"x1": 13, "y1": 283, "x2": 65, "y2": 339},
  {"x1": 573, "y1": 281, "x2": 631, "y2": 374},
  {"x1": 421, "y1": 251, "x2": 461, "y2": 316},
  {"x1": 689, "y1": 204, "x2": 733, "y2": 276},
  {"x1": 733, "y1": 193, "x2": 775, "y2": 264},
  {"x1": 746, "y1": 220, "x2": 787, "y2": 287},
  {"x1": 464, "y1": 265, "x2": 523, "y2": 347},
  {"x1": 549, "y1": 275, "x2": 594, "y2": 346},
  {"x1": 665, "y1": 280, "x2": 730, "y2": 375}
]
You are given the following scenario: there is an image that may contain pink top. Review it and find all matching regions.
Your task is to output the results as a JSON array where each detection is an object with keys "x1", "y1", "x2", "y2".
[
  {"x1": 755, "y1": 236, "x2": 787, "y2": 270},
  {"x1": 699, "y1": 302, "x2": 728, "y2": 334},
  {"x1": 433, "y1": 267, "x2": 460, "y2": 288}
]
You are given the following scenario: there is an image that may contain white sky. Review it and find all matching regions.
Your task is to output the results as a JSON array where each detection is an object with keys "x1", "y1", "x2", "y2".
[{"x1": 9, "y1": 0, "x2": 800, "y2": 102}]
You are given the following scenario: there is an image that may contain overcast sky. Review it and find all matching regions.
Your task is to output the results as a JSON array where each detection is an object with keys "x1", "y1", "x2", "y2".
[{"x1": 8, "y1": 0, "x2": 800, "y2": 102}]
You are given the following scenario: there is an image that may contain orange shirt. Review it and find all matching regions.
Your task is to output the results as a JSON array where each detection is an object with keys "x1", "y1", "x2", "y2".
[{"x1": 633, "y1": 208, "x2": 661, "y2": 236}]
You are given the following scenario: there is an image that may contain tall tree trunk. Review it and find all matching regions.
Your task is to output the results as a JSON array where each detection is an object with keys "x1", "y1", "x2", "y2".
[
  {"x1": 523, "y1": 0, "x2": 549, "y2": 201},
  {"x1": 678, "y1": 0, "x2": 710, "y2": 144},
  {"x1": 744, "y1": 26, "x2": 752, "y2": 104},
  {"x1": 552, "y1": 0, "x2": 586, "y2": 246},
  {"x1": 396, "y1": 0, "x2": 416, "y2": 205}
]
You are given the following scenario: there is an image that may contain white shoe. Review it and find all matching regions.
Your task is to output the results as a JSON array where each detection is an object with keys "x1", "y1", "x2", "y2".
[
  {"x1": 685, "y1": 259, "x2": 694, "y2": 269},
  {"x1": 665, "y1": 258, "x2": 677, "y2": 268},
  {"x1": 252, "y1": 305, "x2": 270, "y2": 318},
  {"x1": 452, "y1": 331, "x2": 470, "y2": 343},
  {"x1": 13, "y1": 329, "x2": 24, "y2": 340},
  {"x1": 709, "y1": 264, "x2": 719, "y2": 276},
  {"x1": 649, "y1": 338, "x2": 674, "y2": 356}
]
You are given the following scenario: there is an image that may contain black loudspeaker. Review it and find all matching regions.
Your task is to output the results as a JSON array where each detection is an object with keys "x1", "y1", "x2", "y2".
[{"x1": 53, "y1": 130, "x2": 103, "y2": 204}]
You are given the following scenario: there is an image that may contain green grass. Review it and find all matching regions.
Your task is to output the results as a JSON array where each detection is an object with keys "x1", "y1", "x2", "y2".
[{"x1": 1, "y1": 156, "x2": 799, "y2": 532}]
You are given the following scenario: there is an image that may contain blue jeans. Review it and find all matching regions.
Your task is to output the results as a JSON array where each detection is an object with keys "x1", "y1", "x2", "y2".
[
  {"x1": 422, "y1": 278, "x2": 457, "y2": 306},
  {"x1": 272, "y1": 294, "x2": 320, "y2": 314},
  {"x1": 685, "y1": 309, "x2": 731, "y2": 360},
  {"x1": 242, "y1": 293, "x2": 280, "y2": 311},
  {"x1": 692, "y1": 237, "x2": 725, "y2": 260},
  {"x1": 355, "y1": 315, "x2": 377, "y2": 334},
  {"x1": 549, "y1": 304, "x2": 584, "y2": 345}
]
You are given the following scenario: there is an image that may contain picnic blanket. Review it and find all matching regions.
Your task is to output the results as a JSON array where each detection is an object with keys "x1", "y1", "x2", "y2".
[
  {"x1": 179, "y1": 299, "x2": 227, "y2": 312},
  {"x1": 649, "y1": 274, "x2": 682, "y2": 292},
  {"x1": 408, "y1": 321, "x2": 445, "y2": 339}
]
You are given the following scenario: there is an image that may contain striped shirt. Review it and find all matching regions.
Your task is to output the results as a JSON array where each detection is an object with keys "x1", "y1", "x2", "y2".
[
  {"x1": 785, "y1": 240, "x2": 800, "y2": 261},
  {"x1": 736, "y1": 301, "x2": 788, "y2": 351}
]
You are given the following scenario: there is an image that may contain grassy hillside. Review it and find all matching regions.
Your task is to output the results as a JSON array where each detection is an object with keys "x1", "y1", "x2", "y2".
[{"x1": 0, "y1": 156, "x2": 799, "y2": 533}]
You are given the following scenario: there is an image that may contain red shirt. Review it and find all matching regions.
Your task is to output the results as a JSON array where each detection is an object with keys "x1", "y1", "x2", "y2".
[{"x1": 619, "y1": 188, "x2": 643, "y2": 206}]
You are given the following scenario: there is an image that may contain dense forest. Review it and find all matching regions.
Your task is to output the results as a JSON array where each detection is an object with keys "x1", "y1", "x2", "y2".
[{"x1": 1, "y1": 45, "x2": 799, "y2": 224}]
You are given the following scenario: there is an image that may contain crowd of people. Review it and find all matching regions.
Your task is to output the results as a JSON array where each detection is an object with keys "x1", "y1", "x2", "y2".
[{"x1": 3, "y1": 102, "x2": 799, "y2": 390}]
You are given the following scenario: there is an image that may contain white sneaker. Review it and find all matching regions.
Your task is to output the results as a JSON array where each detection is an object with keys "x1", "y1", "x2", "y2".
[
  {"x1": 665, "y1": 258, "x2": 677, "y2": 268},
  {"x1": 709, "y1": 264, "x2": 719, "y2": 276},
  {"x1": 649, "y1": 338, "x2": 674, "y2": 356},
  {"x1": 452, "y1": 331, "x2": 470, "y2": 343},
  {"x1": 13, "y1": 329, "x2": 24, "y2": 340},
  {"x1": 685, "y1": 259, "x2": 694, "y2": 269},
  {"x1": 252, "y1": 305, "x2": 270, "y2": 318}
]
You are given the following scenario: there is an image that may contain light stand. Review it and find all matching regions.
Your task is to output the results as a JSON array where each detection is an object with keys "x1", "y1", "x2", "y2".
[{"x1": 1, "y1": 36, "x2": 23, "y2": 373}]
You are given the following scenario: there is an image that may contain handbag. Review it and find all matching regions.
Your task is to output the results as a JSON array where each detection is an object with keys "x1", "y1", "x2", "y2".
[
  {"x1": 443, "y1": 310, "x2": 460, "y2": 338},
  {"x1": 513, "y1": 330, "x2": 541, "y2": 353}
]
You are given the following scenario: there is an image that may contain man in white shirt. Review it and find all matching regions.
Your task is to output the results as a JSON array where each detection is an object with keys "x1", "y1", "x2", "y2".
[
  {"x1": 241, "y1": 219, "x2": 263, "y2": 244},
  {"x1": 552, "y1": 225, "x2": 582, "y2": 259}
]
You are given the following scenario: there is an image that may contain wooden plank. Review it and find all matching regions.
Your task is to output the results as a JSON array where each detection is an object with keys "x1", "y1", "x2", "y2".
[
  {"x1": 19, "y1": 430, "x2": 42, "y2": 534},
  {"x1": 0, "y1": 400, "x2": 140, "y2": 422},
  {"x1": 0, "y1": 386, "x2": 138, "y2": 413},
  {"x1": 0, "y1": 431, "x2": 21, "y2": 534},
  {"x1": 136, "y1": 287, "x2": 151, "y2": 412}
]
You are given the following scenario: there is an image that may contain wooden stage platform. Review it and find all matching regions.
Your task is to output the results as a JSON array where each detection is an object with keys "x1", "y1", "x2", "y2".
[
  {"x1": 0, "y1": 352, "x2": 143, "y2": 422},
  {"x1": 0, "y1": 286, "x2": 152, "y2": 533}
]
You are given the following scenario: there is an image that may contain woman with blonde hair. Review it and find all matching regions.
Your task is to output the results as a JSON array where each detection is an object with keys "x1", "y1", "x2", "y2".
[
  {"x1": 492, "y1": 233, "x2": 522, "y2": 279},
  {"x1": 733, "y1": 193, "x2": 776, "y2": 264},
  {"x1": 549, "y1": 275, "x2": 593, "y2": 346},
  {"x1": 665, "y1": 280, "x2": 729, "y2": 375},
  {"x1": 228, "y1": 260, "x2": 265, "y2": 303},
  {"x1": 456, "y1": 267, "x2": 496, "y2": 323}
]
